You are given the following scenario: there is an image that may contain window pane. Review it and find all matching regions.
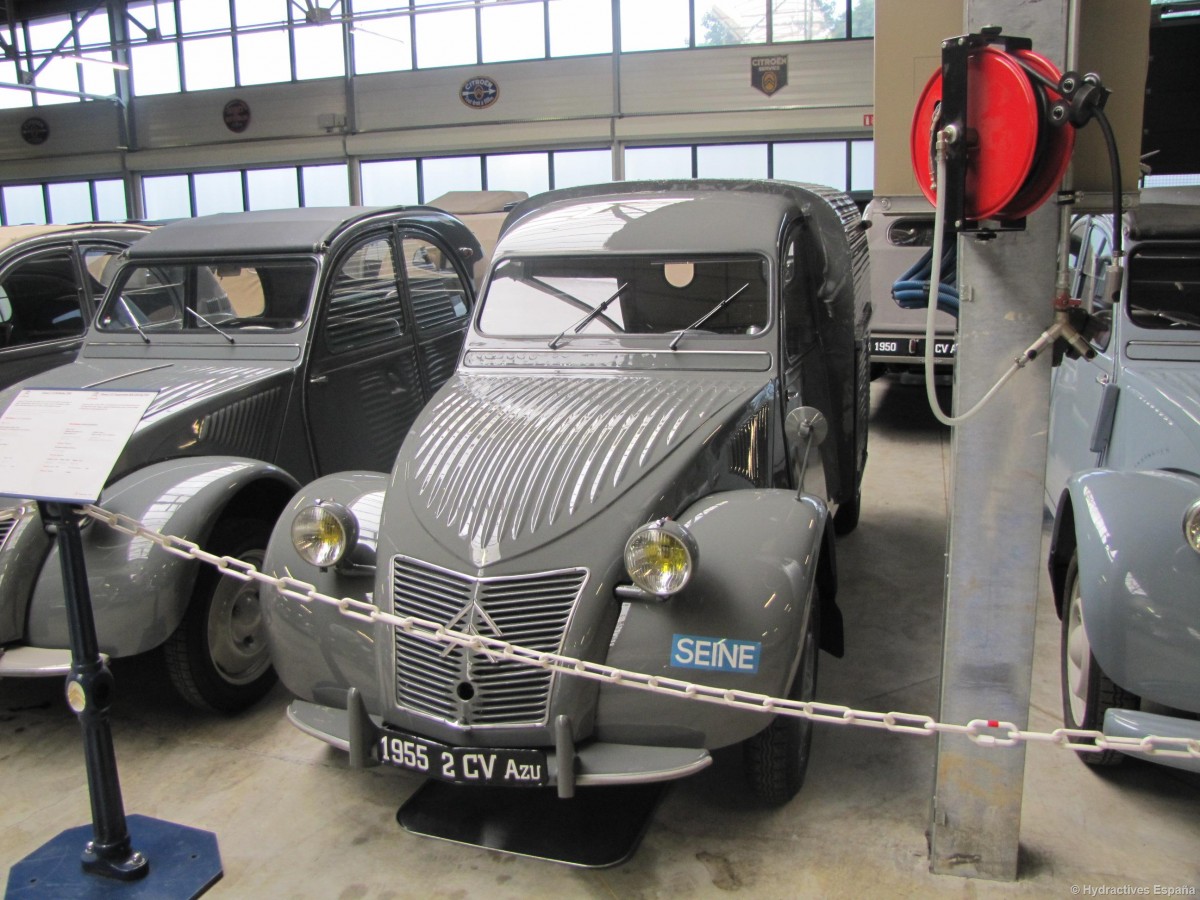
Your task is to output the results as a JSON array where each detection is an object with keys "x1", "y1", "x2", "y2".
[
  {"x1": 553, "y1": 149, "x2": 612, "y2": 188},
  {"x1": 695, "y1": 1, "x2": 767, "y2": 46},
  {"x1": 144, "y1": 174, "x2": 191, "y2": 219},
  {"x1": 421, "y1": 157, "x2": 482, "y2": 203},
  {"x1": 132, "y1": 43, "x2": 181, "y2": 96},
  {"x1": 619, "y1": 0, "x2": 689, "y2": 51},
  {"x1": 26, "y1": 16, "x2": 72, "y2": 51},
  {"x1": 295, "y1": 23, "x2": 346, "y2": 80},
  {"x1": 773, "y1": 141, "x2": 846, "y2": 190},
  {"x1": 235, "y1": 0, "x2": 286, "y2": 27},
  {"x1": 414, "y1": 0, "x2": 476, "y2": 68},
  {"x1": 850, "y1": 140, "x2": 874, "y2": 191},
  {"x1": 194, "y1": 171, "x2": 244, "y2": 215},
  {"x1": 3, "y1": 185, "x2": 47, "y2": 225},
  {"x1": 30, "y1": 57, "x2": 80, "y2": 106},
  {"x1": 352, "y1": 16, "x2": 413, "y2": 74},
  {"x1": 302, "y1": 164, "x2": 350, "y2": 206},
  {"x1": 403, "y1": 235, "x2": 470, "y2": 333},
  {"x1": 851, "y1": 0, "x2": 875, "y2": 37},
  {"x1": 184, "y1": 36, "x2": 235, "y2": 90},
  {"x1": 127, "y1": 1, "x2": 179, "y2": 37},
  {"x1": 238, "y1": 29, "x2": 291, "y2": 85},
  {"x1": 180, "y1": 0, "x2": 231, "y2": 32},
  {"x1": 486, "y1": 153, "x2": 549, "y2": 195},
  {"x1": 48, "y1": 182, "x2": 93, "y2": 223},
  {"x1": 773, "y1": 0, "x2": 845, "y2": 41},
  {"x1": 95, "y1": 180, "x2": 128, "y2": 220},
  {"x1": 0, "y1": 59, "x2": 32, "y2": 108},
  {"x1": 624, "y1": 146, "x2": 692, "y2": 180},
  {"x1": 247, "y1": 168, "x2": 299, "y2": 209},
  {"x1": 550, "y1": 0, "x2": 611, "y2": 56},
  {"x1": 696, "y1": 143, "x2": 768, "y2": 179},
  {"x1": 75, "y1": 12, "x2": 117, "y2": 96},
  {"x1": 326, "y1": 237, "x2": 404, "y2": 353},
  {"x1": 481, "y1": 1, "x2": 545, "y2": 63},
  {"x1": 361, "y1": 159, "x2": 420, "y2": 206}
]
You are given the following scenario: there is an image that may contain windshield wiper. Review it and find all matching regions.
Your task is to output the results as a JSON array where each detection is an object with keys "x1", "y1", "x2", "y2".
[
  {"x1": 548, "y1": 282, "x2": 628, "y2": 349},
  {"x1": 117, "y1": 297, "x2": 151, "y2": 344},
  {"x1": 669, "y1": 282, "x2": 750, "y2": 350},
  {"x1": 186, "y1": 307, "x2": 236, "y2": 344}
]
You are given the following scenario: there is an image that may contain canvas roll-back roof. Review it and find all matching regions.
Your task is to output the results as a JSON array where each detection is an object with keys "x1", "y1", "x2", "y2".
[
  {"x1": 124, "y1": 206, "x2": 430, "y2": 258},
  {"x1": 1128, "y1": 186, "x2": 1200, "y2": 241},
  {"x1": 496, "y1": 179, "x2": 863, "y2": 259}
]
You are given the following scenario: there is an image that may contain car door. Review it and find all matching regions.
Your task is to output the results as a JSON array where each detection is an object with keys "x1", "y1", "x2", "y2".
[
  {"x1": 306, "y1": 227, "x2": 427, "y2": 474},
  {"x1": 0, "y1": 245, "x2": 89, "y2": 390},
  {"x1": 1045, "y1": 216, "x2": 1119, "y2": 502},
  {"x1": 397, "y1": 229, "x2": 473, "y2": 394},
  {"x1": 779, "y1": 224, "x2": 833, "y2": 496}
]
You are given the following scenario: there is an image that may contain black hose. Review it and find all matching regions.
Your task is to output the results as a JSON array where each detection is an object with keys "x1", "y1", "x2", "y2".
[{"x1": 1092, "y1": 104, "x2": 1123, "y2": 259}]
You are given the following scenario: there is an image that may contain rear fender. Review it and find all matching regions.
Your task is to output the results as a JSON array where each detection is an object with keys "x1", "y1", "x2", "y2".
[
  {"x1": 25, "y1": 457, "x2": 299, "y2": 657},
  {"x1": 1066, "y1": 469, "x2": 1200, "y2": 713},
  {"x1": 597, "y1": 489, "x2": 829, "y2": 750}
]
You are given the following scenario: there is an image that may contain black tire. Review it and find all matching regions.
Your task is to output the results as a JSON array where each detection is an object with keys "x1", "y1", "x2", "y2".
[
  {"x1": 833, "y1": 489, "x2": 861, "y2": 536},
  {"x1": 743, "y1": 593, "x2": 819, "y2": 806},
  {"x1": 163, "y1": 517, "x2": 277, "y2": 713},
  {"x1": 1060, "y1": 553, "x2": 1137, "y2": 766}
]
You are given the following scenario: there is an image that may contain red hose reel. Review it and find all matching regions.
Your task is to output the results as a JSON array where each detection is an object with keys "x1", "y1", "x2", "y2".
[{"x1": 910, "y1": 31, "x2": 1076, "y2": 226}]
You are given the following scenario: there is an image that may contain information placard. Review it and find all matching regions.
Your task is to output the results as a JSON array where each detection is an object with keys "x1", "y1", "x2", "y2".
[{"x1": 0, "y1": 389, "x2": 157, "y2": 503}]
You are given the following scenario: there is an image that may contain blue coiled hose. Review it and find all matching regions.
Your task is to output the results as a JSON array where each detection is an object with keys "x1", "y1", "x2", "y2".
[{"x1": 891, "y1": 244, "x2": 960, "y2": 318}]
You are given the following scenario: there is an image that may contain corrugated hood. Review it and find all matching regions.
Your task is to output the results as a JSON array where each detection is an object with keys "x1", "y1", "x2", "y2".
[{"x1": 390, "y1": 371, "x2": 765, "y2": 567}]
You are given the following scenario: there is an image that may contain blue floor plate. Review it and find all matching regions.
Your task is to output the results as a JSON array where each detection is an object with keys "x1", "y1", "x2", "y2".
[{"x1": 6, "y1": 815, "x2": 222, "y2": 899}]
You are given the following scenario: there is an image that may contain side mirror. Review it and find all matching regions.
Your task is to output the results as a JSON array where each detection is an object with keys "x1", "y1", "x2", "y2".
[{"x1": 785, "y1": 406, "x2": 827, "y2": 499}]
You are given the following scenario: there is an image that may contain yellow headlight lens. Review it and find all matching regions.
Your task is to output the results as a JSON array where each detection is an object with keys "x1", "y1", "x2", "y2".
[
  {"x1": 624, "y1": 519, "x2": 698, "y2": 596},
  {"x1": 291, "y1": 501, "x2": 357, "y2": 568},
  {"x1": 1183, "y1": 500, "x2": 1200, "y2": 555}
]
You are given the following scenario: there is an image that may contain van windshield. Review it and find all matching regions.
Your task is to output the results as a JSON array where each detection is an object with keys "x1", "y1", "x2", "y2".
[
  {"x1": 477, "y1": 254, "x2": 770, "y2": 341},
  {"x1": 97, "y1": 259, "x2": 316, "y2": 335}
]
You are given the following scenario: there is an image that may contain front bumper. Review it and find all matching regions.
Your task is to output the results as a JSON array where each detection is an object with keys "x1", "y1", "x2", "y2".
[
  {"x1": 1104, "y1": 709, "x2": 1200, "y2": 773},
  {"x1": 288, "y1": 697, "x2": 712, "y2": 798}
]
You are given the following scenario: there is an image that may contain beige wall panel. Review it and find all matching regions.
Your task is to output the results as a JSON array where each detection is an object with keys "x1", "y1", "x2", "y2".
[
  {"x1": 1075, "y1": 0, "x2": 1149, "y2": 194},
  {"x1": 355, "y1": 56, "x2": 614, "y2": 134},
  {"x1": 615, "y1": 106, "x2": 872, "y2": 144},
  {"x1": 873, "y1": 0, "x2": 962, "y2": 197},
  {"x1": 0, "y1": 102, "x2": 123, "y2": 164},
  {"x1": 127, "y1": 135, "x2": 349, "y2": 173},
  {"x1": 0, "y1": 152, "x2": 126, "y2": 182},
  {"x1": 348, "y1": 118, "x2": 613, "y2": 158},
  {"x1": 619, "y1": 42, "x2": 873, "y2": 116},
  {"x1": 134, "y1": 79, "x2": 347, "y2": 150}
]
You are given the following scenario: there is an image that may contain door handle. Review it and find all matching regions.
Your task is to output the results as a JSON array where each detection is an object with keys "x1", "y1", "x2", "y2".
[{"x1": 309, "y1": 374, "x2": 328, "y2": 385}]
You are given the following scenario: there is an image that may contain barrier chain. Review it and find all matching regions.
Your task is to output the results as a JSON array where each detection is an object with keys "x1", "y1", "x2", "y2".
[{"x1": 78, "y1": 503, "x2": 1200, "y2": 764}]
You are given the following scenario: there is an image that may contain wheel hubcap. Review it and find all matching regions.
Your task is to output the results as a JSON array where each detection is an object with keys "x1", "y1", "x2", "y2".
[
  {"x1": 207, "y1": 549, "x2": 270, "y2": 685},
  {"x1": 1065, "y1": 582, "x2": 1091, "y2": 726}
]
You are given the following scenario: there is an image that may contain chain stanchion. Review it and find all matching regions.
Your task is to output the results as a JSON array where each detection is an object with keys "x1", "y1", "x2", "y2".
[{"x1": 79, "y1": 504, "x2": 1200, "y2": 766}]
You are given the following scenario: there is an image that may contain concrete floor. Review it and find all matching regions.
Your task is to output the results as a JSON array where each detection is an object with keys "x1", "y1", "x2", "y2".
[{"x1": 3, "y1": 379, "x2": 1198, "y2": 898}]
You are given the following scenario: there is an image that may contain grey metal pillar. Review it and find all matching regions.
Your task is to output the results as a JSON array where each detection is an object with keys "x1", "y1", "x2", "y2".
[{"x1": 928, "y1": 0, "x2": 1069, "y2": 881}]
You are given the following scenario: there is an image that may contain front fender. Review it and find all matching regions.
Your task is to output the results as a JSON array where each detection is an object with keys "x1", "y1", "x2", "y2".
[
  {"x1": 261, "y1": 472, "x2": 389, "y2": 713},
  {"x1": 596, "y1": 489, "x2": 828, "y2": 750},
  {"x1": 1068, "y1": 469, "x2": 1200, "y2": 713},
  {"x1": 25, "y1": 457, "x2": 300, "y2": 657}
]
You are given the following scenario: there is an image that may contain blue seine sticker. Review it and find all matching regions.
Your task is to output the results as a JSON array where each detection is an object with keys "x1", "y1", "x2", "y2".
[{"x1": 671, "y1": 634, "x2": 761, "y2": 674}]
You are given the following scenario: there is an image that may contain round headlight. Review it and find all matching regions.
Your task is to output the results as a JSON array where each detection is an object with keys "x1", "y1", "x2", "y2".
[
  {"x1": 624, "y1": 519, "x2": 699, "y2": 597},
  {"x1": 291, "y1": 501, "x2": 358, "y2": 568},
  {"x1": 1183, "y1": 499, "x2": 1200, "y2": 555}
]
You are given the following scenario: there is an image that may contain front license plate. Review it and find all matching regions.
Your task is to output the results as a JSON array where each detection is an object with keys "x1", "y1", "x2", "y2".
[{"x1": 376, "y1": 729, "x2": 547, "y2": 786}]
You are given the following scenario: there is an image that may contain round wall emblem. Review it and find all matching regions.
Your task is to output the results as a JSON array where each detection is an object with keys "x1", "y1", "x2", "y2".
[
  {"x1": 20, "y1": 117, "x2": 50, "y2": 145},
  {"x1": 222, "y1": 98, "x2": 251, "y2": 134},
  {"x1": 460, "y1": 77, "x2": 498, "y2": 109}
]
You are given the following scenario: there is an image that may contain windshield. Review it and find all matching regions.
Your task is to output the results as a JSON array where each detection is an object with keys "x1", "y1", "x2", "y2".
[
  {"x1": 477, "y1": 254, "x2": 770, "y2": 339},
  {"x1": 1125, "y1": 247, "x2": 1200, "y2": 330},
  {"x1": 97, "y1": 259, "x2": 317, "y2": 335}
]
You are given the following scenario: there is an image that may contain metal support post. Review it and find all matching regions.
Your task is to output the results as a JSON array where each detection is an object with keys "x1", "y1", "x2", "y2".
[{"x1": 928, "y1": 0, "x2": 1069, "y2": 882}]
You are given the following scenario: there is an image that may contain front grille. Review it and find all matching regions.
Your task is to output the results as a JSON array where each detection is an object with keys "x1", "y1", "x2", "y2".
[{"x1": 392, "y1": 556, "x2": 586, "y2": 726}]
